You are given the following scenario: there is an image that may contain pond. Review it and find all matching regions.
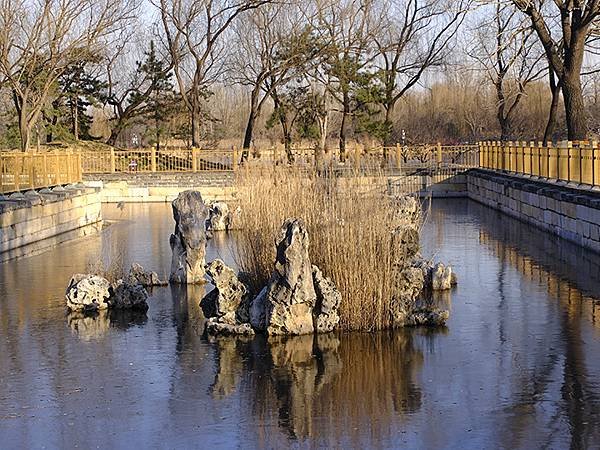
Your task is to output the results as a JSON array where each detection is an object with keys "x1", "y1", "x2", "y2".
[{"x1": 1, "y1": 199, "x2": 600, "y2": 449}]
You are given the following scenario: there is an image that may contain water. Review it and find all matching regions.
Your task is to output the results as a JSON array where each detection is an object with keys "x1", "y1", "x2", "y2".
[{"x1": 1, "y1": 199, "x2": 600, "y2": 449}]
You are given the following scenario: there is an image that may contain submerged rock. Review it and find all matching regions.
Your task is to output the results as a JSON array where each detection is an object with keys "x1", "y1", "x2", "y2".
[
  {"x1": 205, "y1": 318, "x2": 254, "y2": 336},
  {"x1": 169, "y1": 190, "x2": 209, "y2": 284},
  {"x1": 65, "y1": 274, "x2": 111, "y2": 312},
  {"x1": 251, "y1": 219, "x2": 316, "y2": 335},
  {"x1": 109, "y1": 280, "x2": 149, "y2": 311},
  {"x1": 127, "y1": 263, "x2": 167, "y2": 287}
]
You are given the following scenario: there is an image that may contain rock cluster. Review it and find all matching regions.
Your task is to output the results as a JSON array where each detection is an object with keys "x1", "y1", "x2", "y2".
[
  {"x1": 202, "y1": 218, "x2": 342, "y2": 336},
  {"x1": 127, "y1": 263, "x2": 167, "y2": 287},
  {"x1": 66, "y1": 274, "x2": 149, "y2": 313},
  {"x1": 205, "y1": 201, "x2": 240, "y2": 235},
  {"x1": 170, "y1": 190, "x2": 209, "y2": 284}
]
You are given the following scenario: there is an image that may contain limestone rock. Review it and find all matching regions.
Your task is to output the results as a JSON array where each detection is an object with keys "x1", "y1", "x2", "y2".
[
  {"x1": 201, "y1": 259, "x2": 250, "y2": 324},
  {"x1": 65, "y1": 274, "x2": 111, "y2": 312},
  {"x1": 127, "y1": 263, "x2": 167, "y2": 287},
  {"x1": 169, "y1": 190, "x2": 209, "y2": 284},
  {"x1": 205, "y1": 318, "x2": 255, "y2": 336},
  {"x1": 404, "y1": 308, "x2": 449, "y2": 327},
  {"x1": 312, "y1": 265, "x2": 341, "y2": 333},
  {"x1": 205, "y1": 202, "x2": 240, "y2": 233},
  {"x1": 251, "y1": 219, "x2": 316, "y2": 335},
  {"x1": 431, "y1": 263, "x2": 453, "y2": 291},
  {"x1": 109, "y1": 280, "x2": 149, "y2": 311}
]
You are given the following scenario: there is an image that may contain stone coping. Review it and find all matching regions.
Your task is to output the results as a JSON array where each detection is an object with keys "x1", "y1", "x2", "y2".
[
  {"x1": 469, "y1": 169, "x2": 600, "y2": 209},
  {"x1": 0, "y1": 184, "x2": 100, "y2": 214}
]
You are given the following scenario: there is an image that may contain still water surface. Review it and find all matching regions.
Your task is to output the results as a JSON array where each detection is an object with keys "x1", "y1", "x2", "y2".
[{"x1": 1, "y1": 199, "x2": 600, "y2": 449}]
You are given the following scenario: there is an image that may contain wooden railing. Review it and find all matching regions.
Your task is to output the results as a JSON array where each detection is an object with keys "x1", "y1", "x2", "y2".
[
  {"x1": 1, "y1": 151, "x2": 82, "y2": 194},
  {"x1": 81, "y1": 148, "x2": 237, "y2": 174},
  {"x1": 479, "y1": 141, "x2": 600, "y2": 187}
]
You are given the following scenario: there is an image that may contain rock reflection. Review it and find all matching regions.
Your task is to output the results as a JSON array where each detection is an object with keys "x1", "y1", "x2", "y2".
[
  {"x1": 67, "y1": 309, "x2": 148, "y2": 341},
  {"x1": 209, "y1": 329, "x2": 438, "y2": 442}
]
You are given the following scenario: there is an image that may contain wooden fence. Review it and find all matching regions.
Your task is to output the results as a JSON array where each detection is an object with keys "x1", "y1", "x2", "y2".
[
  {"x1": 1, "y1": 151, "x2": 82, "y2": 194},
  {"x1": 79, "y1": 144, "x2": 480, "y2": 174},
  {"x1": 480, "y1": 141, "x2": 600, "y2": 186}
]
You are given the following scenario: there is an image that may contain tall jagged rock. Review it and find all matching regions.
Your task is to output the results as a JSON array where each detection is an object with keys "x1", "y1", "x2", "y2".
[
  {"x1": 250, "y1": 219, "x2": 316, "y2": 335},
  {"x1": 170, "y1": 190, "x2": 209, "y2": 284}
]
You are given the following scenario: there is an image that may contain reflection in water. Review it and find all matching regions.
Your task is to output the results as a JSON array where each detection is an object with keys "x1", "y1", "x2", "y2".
[
  {"x1": 208, "y1": 330, "x2": 437, "y2": 444},
  {"x1": 2, "y1": 201, "x2": 600, "y2": 448},
  {"x1": 67, "y1": 310, "x2": 149, "y2": 341}
]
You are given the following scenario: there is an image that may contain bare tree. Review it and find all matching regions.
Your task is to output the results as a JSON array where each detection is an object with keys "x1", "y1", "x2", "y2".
[
  {"x1": 0, "y1": 0, "x2": 136, "y2": 150},
  {"x1": 511, "y1": 0, "x2": 600, "y2": 140},
  {"x1": 375, "y1": 0, "x2": 468, "y2": 145},
  {"x1": 468, "y1": 1, "x2": 544, "y2": 140},
  {"x1": 157, "y1": 0, "x2": 273, "y2": 148},
  {"x1": 230, "y1": 3, "x2": 318, "y2": 156}
]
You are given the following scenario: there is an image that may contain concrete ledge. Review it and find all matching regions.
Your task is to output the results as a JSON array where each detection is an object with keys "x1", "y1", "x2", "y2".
[
  {"x1": 0, "y1": 185, "x2": 102, "y2": 256},
  {"x1": 467, "y1": 169, "x2": 600, "y2": 254}
]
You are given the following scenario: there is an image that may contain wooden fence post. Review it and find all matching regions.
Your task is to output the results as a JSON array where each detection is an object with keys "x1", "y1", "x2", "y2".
[
  {"x1": 232, "y1": 146, "x2": 238, "y2": 172},
  {"x1": 110, "y1": 148, "x2": 116, "y2": 173},
  {"x1": 396, "y1": 143, "x2": 402, "y2": 171},
  {"x1": 192, "y1": 148, "x2": 198, "y2": 172},
  {"x1": 151, "y1": 147, "x2": 157, "y2": 172},
  {"x1": 436, "y1": 142, "x2": 442, "y2": 165}
]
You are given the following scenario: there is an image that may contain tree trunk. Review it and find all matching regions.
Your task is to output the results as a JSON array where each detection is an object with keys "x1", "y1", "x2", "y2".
[
  {"x1": 242, "y1": 86, "x2": 262, "y2": 161},
  {"x1": 562, "y1": 72, "x2": 587, "y2": 141},
  {"x1": 339, "y1": 93, "x2": 349, "y2": 162},
  {"x1": 543, "y1": 70, "x2": 561, "y2": 144},
  {"x1": 71, "y1": 95, "x2": 79, "y2": 141},
  {"x1": 18, "y1": 110, "x2": 30, "y2": 152},
  {"x1": 191, "y1": 103, "x2": 202, "y2": 148},
  {"x1": 383, "y1": 102, "x2": 395, "y2": 146}
]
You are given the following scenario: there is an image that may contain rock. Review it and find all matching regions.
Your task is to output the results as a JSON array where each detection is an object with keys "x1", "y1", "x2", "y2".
[
  {"x1": 250, "y1": 219, "x2": 316, "y2": 335},
  {"x1": 205, "y1": 318, "x2": 255, "y2": 336},
  {"x1": 431, "y1": 263, "x2": 453, "y2": 291},
  {"x1": 404, "y1": 308, "x2": 449, "y2": 327},
  {"x1": 206, "y1": 202, "x2": 237, "y2": 231},
  {"x1": 201, "y1": 259, "x2": 250, "y2": 324},
  {"x1": 65, "y1": 274, "x2": 111, "y2": 312},
  {"x1": 390, "y1": 264, "x2": 426, "y2": 326},
  {"x1": 312, "y1": 265, "x2": 341, "y2": 333},
  {"x1": 391, "y1": 224, "x2": 420, "y2": 260},
  {"x1": 450, "y1": 271, "x2": 458, "y2": 286},
  {"x1": 127, "y1": 263, "x2": 167, "y2": 287},
  {"x1": 109, "y1": 280, "x2": 149, "y2": 311},
  {"x1": 169, "y1": 190, "x2": 209, "y2": 284}
]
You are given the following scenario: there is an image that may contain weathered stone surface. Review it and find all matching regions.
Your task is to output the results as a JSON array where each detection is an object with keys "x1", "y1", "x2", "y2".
[
  {"x1": 312, "y1": 265, "x2": 341, "y2": 333},
  {"x1": 431, "y1": 263, "x2": 453, "y2": 291},
  {"x1": 205, "y1": 318, "x2": 255, "y2": 336},
  {"x1": 404, "y1": 308, "x2": 449, "y2": 326},
  {"x1": 250, "y1": 219, "x2": 316, "y2": 335},
  {"x1": 65, "y1": 274, "x2": 111, "y2": 312},
  {"x1": 109, "y1": 280, "x2": 149, "y2": 311},
  {"x1": 205, "y1": 201, "x2": 240, "y2": 233},
  {"x1": 169, "y1": 190, "x2": 209, "y2": 284},
  {"x1": 127, "y1": 263, "x2": 167, "y2": 287},
  {"x1": 201, "y1": 259, "x2": 250, "y2": 324}
]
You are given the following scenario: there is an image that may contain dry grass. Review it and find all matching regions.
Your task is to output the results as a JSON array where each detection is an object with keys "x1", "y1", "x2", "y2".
[
  {"x1": 233, "y1": 166, "x2": 421, "y2": 331},
  {"x1": 86, "y1": 240, "x2": 127, "y2": 284}
]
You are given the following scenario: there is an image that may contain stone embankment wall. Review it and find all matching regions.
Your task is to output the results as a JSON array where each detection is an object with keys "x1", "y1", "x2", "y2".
[
  {"x1": 83, "y1": 172, "x2": 236, "y2": 203},
  {"x1": 467, "y1": 169, "x2": 600, "y2": 254},
  {"x1": 0, "y1": 186, "x2": 102, "y2": 257}
]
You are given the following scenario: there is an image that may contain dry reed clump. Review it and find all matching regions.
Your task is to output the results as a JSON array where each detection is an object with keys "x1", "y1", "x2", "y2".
[
  {"x1": 85, "y1": 240, "x2": 127, "y2": 284},
  {"x1": 233, "y1": 166, "x2": 421, "y2": 331}
]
